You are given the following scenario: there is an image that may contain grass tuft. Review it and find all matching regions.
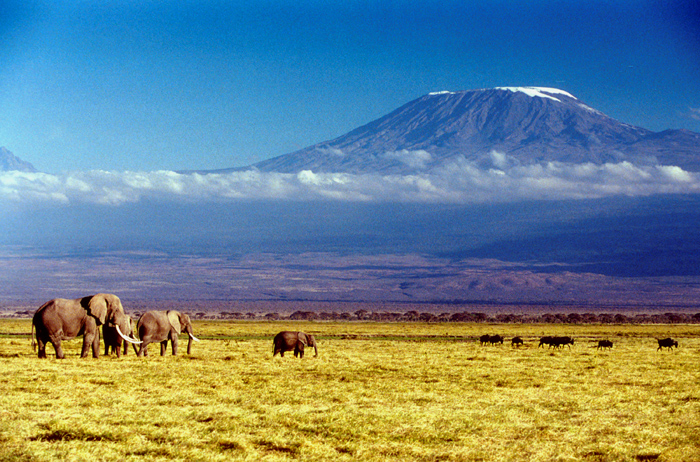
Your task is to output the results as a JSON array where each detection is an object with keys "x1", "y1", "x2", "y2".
[
  {"x1": 31, "y1": 424, "x2": 122, "y2": 443},
  {"x1": 254, "y1": 439, "x2": 302, "y2": 454},
  {"x1": 636, "y1": 454, "x2": 661, "y2": 461},
  {"x1": 217, "y1": 440, "x2": 245, "y2": 451}
]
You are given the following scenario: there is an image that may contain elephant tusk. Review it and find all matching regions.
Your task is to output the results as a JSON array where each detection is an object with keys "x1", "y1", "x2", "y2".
[
  {"x1": 116, "y1": 324, "x2": 142, "y2": 344},
  {"x1": 188, "y1": 333, "x2": 200, "y2": 342}
]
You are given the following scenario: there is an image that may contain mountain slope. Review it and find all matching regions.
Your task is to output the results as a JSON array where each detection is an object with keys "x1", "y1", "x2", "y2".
[
  {"x1": 0, "y1": 147, "x2": 37, "y2": 172},
  {"x1": 252, "y1": 87, "x2": 700, "y2": 174}
]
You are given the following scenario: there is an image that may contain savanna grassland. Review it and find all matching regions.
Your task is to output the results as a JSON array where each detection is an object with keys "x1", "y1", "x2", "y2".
[{"x1": 1, "y1": 320, "x2": 699, "y2": 462}]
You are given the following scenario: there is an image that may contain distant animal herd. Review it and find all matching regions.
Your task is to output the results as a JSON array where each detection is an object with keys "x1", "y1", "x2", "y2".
[
  {"x1": 26, "y1": 293, "x2": 684, "y2": 359},
  {"x1": 478, "y1": 334, "x2": 680, "y2": 352}
]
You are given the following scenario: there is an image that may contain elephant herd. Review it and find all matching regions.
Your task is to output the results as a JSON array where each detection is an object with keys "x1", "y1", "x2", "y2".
[
  {"x1": 30, "y1": 292, "x2": 317, "y2": 360},
  {"x1": 31, "y1": 293, "x2": 199, "y2": 359}
]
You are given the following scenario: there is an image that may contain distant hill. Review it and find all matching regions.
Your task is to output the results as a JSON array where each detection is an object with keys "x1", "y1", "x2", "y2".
[
  {"x1": 248, "y1": 87, "x2": 700, "y2": 174},
  {"x1": 0, "y1": 147, "x2": 37, "y2": 172}
]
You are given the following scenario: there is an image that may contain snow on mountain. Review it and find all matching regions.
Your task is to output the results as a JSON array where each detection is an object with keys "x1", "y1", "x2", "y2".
[
  {"x1": 251, "y1": 87, "x2": 700, "y2": 174},
  {"x1": 495, "y1": 86, "x2": 578, "y2": 101}
]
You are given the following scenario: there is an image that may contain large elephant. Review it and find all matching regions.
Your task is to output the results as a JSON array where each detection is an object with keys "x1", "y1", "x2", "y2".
[
  {"x1": 136, "y1": 310, "x2": 199, "y2": 356},
  {"x1": 32, "y1": 293, "x2": 141, "y2": 359},
  {"x1": 103, "y1": 315, "x2": 137, "y2": 358},
  {"x1": 273, "y1": 331, "x2": 318, "y2": 358}
]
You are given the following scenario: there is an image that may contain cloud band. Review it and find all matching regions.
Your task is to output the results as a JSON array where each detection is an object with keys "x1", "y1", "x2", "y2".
[{"x1": 1, "y1": 156, "x2": 699, "y2": 206}]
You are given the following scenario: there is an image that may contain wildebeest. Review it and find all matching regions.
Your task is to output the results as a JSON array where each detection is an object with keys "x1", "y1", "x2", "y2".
[
  {"x1": 657, "y1": 337, "x2": 678, "y2": 351},
  {"x1": 488, "y1": 334, "x2": 504, "y2": 345},
  {"x1": 597, "y1": 340, "x2": 613, "y2": 350},
  {"x1": 551, "y1": 336, "x2": 574, "y2": 349},
  {"x1": 511, "y1": 336, "x2": 524, "y2": 347},
  {"x1": 480, "y1": 334, "x2": 504, "y2": 345},
  {"x1": 539, "y1": 336, "x2": 574, "y2": 349}
]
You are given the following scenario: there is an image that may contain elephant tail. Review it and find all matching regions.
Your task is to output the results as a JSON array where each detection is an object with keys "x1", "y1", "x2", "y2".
[{"x1": 30, "y1": 320, "x2": 36, "y2": 352}]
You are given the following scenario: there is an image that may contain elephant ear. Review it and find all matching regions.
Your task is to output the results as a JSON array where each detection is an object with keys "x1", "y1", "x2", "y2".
[
  {"x1": 86, "y1": 294, "x2": 110, "y2": 325},
  {"x1": 167, "y1": 311, "x2": 182, "y2": 334},
  {"x1": 298, "y1": 332, "x2": 309, "y2": 346}
]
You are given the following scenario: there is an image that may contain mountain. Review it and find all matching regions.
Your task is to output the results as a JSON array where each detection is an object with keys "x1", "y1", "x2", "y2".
[
  {"x1": 0, "y1": 147, "x2": 37, "y2": 172},
  {"x1": 251, "y1": 87, "x2": 700, "y2": 174}
]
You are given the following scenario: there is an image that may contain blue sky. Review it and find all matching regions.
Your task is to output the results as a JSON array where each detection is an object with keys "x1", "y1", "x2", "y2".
[{"x1": 0, "y1": 0, "x2": 699, "y2": 173}]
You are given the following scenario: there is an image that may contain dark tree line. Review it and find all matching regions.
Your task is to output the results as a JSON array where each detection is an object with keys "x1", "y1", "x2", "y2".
[{"x1": 197, "y1": 310, "x2": 700, "y2": 324}]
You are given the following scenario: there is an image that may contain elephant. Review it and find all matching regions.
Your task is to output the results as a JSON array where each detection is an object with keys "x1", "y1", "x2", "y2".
[
  {"x1": 103, "y1": 315, "x2": 137, "y2": 358},
  {"x1": 273, "y1": 331, "x2": 318, "y2": 358},
  {"x1": 32, "y1": 293, "x2": 141, "y2": 359},
  {"x1": 136, "y1": 310, "x2": 199, "y2": 356}
]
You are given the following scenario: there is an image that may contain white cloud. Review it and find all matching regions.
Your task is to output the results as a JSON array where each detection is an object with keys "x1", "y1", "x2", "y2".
[
  {"x1": 314, "y1": 146, "x2": 345, "y2": 157},
  {"x1": 382, "y1": 150, "x2": 432, "y2": 169},
  {"x1": 1, "y1": 156, "x2": 700, "y2": 206}
]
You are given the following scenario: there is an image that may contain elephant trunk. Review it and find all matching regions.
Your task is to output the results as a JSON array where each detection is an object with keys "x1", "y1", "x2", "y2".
[
  {"x1": 116, "y1": 324, "x2": 142, "y2": 344},
  {"x1": 313, "y1": 341, "x2": 318, "y2": 357}
]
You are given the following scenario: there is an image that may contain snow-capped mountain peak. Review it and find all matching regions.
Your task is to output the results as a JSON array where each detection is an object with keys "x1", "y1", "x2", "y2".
[{"x1": 248, "y1": 87, "x2": 700, "y2": 174}]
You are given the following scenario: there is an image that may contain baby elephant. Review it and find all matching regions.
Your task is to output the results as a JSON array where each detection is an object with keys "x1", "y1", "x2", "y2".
[{"x1": 273, "y1": 331, "x2": 318, "y2": 358}]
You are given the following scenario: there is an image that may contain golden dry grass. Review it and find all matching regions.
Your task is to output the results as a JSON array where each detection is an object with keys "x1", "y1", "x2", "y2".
[{"x1": 0, "y1": 320, "x2": 699, "y2": 461}]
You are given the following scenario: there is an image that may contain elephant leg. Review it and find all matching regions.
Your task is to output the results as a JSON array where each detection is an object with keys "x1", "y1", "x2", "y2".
[
  {"x1": 85, "y1": 331, "x2": 100, "y2": 358},
  {"x1": 81, "y1": 327, "x2": 98, "y2": 358},
  {"x1": 36, "y1": 337, "x2": 48, "y2": 358},
  {"x1": 84, "y1": 340, "x2": 95, "y2": 358},
  {"x1": 51, "y1": 339, "x2": 65, "y2": 359},
  {"x1": 171, "y1": 335, "x2": 179, "y2": 355},
  {"x1": 44, "y1": 331, "x2": 65, "y2": 359},
  {"x1": 294, "y1": 342, "x2": 304, "y2": 358},
  {"x1": 137, "y1": 342, "x2": 148, "y2": 357},
  {"x1": 160, "y1": 340, "x2": 168, "y2": 356},
  {"x1": 115, "y1": 340, "x2": 122, "y2": 358}
]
